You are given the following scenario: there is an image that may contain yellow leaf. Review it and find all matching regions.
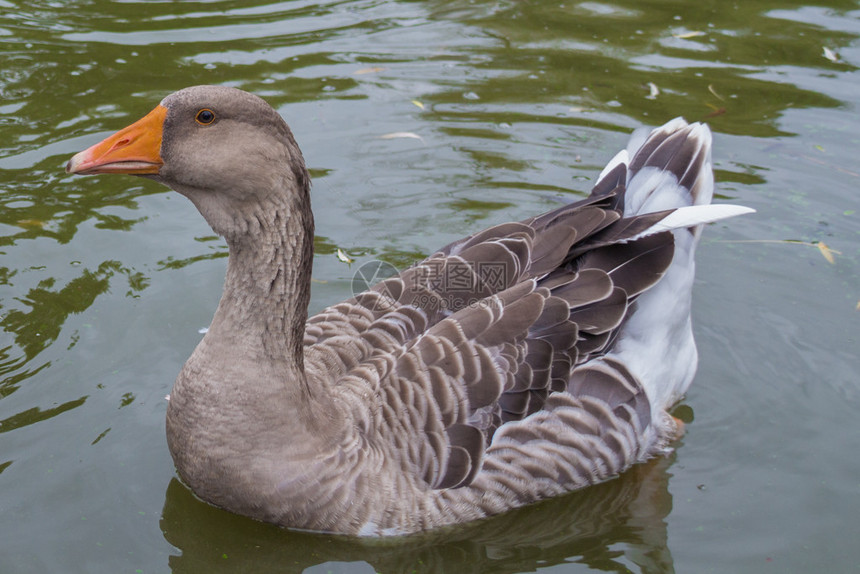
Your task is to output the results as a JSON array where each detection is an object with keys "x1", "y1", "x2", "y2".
[
  {"x1": 856, "y1": 301, "x2": 860, "y2": 311},
  {"x1": 354, "y1": 67, "x2": 387, "y2": 75},
  {"x1": 336, "y1": 248, "x2": 353, "y2": 264},
  {"x1": 673, "y1": 31, "x2": 705, "y2": 39},
  {"x1": 816, "y1": 242, "x2": 835, "y2": 264},
  {"x1": 411, "y1": 100, "x2": 425, "y2": 110},
  {"x1": 17, "y1": 219, "x2": 44, "y2": 228},
  {"x1": 708, "y1": 84, "x2": 725, "y2": 102}
]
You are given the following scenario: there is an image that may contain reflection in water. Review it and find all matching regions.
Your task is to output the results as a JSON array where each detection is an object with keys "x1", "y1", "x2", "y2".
[
  {"x1": 1, "y1": 0, "x2": 859, "y2": 571},
  {"x1": 162, "y1": 451, "x2": 677, "y2": 573},
  {"x1": 0, "y1": 258, "x2": 150, "y2": 450},
  {"x1": 0, "y1": 149, "x2": 158, "y2": 413},
  {"x1": 0, "y1": 395, "x2": 87, "y2": 436},
  {"x1": 0, "y1": 260, "x2": 146, "y2": 398}
]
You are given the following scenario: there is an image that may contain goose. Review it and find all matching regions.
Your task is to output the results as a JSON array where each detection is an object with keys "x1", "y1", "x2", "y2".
[{"x1": 66, "y1": 85, "x2": 752, "y2": 537}]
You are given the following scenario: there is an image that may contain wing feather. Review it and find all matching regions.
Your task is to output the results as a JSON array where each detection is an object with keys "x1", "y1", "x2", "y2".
[{"x1": 299, "y1": 118, "x2": 749, "y2": 507}]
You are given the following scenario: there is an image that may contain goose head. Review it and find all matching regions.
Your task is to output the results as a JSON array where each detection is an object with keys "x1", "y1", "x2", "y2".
[{"x1": 66, "y1": 85, "x2": 310, "y2": 240}]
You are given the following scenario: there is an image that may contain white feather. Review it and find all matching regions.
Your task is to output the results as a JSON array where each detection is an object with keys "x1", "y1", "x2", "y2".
[
  {"x1": 596, "y1": 149, "x2": 629, "y2": 183},
  {"x1": 604, "y1": 118, "x2": 753, "y2": 426},
  {"x1": 634, "y1": 204, "x2": 756, "y2": 239}
]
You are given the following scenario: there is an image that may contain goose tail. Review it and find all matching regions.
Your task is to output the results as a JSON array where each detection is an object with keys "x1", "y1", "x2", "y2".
[{"x1": 597, "y1": 119, "x2": 751, "y2": 424}]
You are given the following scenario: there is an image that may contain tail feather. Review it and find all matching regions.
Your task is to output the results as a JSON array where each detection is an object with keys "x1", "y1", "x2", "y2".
[
  {"x1": 625, "y1": 120, "x2": 714, "y2": 215},
  {"x1": 594, "y1": 118, "x2": 751, "y2": 429},
  {"x1": 634, "y1": 204, "x2": 756, "y2": 240}
]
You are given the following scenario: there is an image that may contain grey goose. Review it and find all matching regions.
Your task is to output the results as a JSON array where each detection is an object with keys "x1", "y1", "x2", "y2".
[{"x1": 67, "y1": 85, "x2": 752, "y2": 536}]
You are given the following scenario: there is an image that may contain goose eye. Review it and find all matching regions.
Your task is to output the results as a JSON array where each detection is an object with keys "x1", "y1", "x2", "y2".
[{"x1": 195, "y1": 109, "x2": 216, "y2": 125}]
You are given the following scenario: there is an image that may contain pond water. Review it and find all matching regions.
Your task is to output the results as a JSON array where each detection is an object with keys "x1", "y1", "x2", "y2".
[{"x1": 1, "y1": 0, "x2": 859, "y2": 572}]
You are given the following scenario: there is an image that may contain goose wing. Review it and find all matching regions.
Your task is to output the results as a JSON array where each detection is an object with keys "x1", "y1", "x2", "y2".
[{"x1": 303, "y1": 162, "x2": 677, "y2": 490}]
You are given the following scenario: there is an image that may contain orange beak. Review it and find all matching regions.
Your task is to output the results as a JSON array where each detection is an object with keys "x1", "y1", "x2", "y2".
[{"x1": 66, "y1": 104, "x2": 167, "y2": 175}]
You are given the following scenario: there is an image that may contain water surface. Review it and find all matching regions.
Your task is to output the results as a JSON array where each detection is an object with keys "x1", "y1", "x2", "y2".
[{"x1": 1, "y1": 1, "x2": 859, "y2": 572}]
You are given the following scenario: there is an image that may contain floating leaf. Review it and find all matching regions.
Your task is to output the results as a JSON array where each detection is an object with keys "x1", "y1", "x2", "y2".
[
  {"x1": 799, "y1": 154, "x2": 860, "y2": 177},
  {"x1": 822, "y1": 47, "x2": 839, "y2": 63},
  {"x1": 856, "y1": 301, "x2": 859, "y2": 311},
  {"x1": 354, "y1": 66, "x2": 387, "y2": 75},
  {"x1": 714, "y1": 239, "x2": 843, "y2": 261},
  {"x1": 673, "y1": 30, "x2": 705, "y2": 39},
  {"x1": 16, "y1": 219, "x2": 44, "y2": 228},
  {"x1": 816, "y1": 241, "x2": 836, "y2": 264},
  {"x1": 380, "y1": 132, "x2": 424, "y2": 142},
  {"x1": 815, "y1": 144, "x2": 825, "y2": 152},
  {"x1": 336, "y1": 248, "x2": 354, "y2": 264},
  {"x1": 708, "y1": 84, "x2": 725, "y2": 101},
  {"x1": 646, "y1": 82, "x2": 659, "y2": 99},
  {"x1": 411, "y1": 100, "x2": 425, "y2": 110}
]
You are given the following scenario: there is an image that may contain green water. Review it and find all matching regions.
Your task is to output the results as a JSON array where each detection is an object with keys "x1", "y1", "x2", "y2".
[{"x1": 1, "y1": 0, "x2": 859, "y2": 572}]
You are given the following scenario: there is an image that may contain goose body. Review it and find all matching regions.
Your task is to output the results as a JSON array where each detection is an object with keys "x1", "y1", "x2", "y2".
[{"x1": 67, "y1": 86, "x2": 752, "y2": 536}]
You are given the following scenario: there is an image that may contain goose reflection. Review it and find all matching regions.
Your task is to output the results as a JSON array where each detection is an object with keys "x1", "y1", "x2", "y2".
[{"x1": 161, "y1": 447, "x2": 679, "y2": 574}]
